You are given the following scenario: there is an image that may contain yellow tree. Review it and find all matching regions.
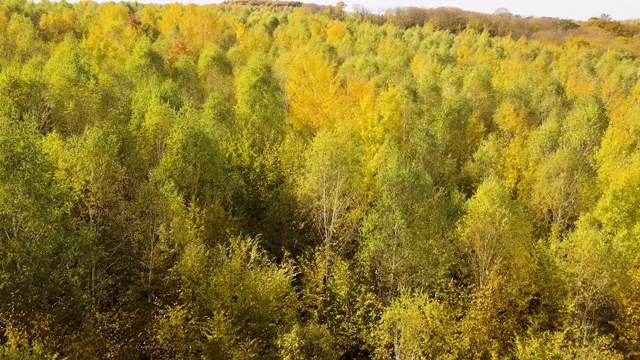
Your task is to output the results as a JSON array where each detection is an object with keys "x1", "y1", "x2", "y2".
[
  {"x1": 84, "y1": 3, "x2": 138, "y2": 70},
  {"x1": 374, "y1": 293, "x2": 451, "y2": 360},
  {"x1": 39, "y1": 8, "x2": 76, "y2": 42},
  {"x1": 178, "y1": 5, "x2": 224, "y2": 57},
  {"x1": 157, "y1": 3, "x2": 183, "y2": 41},
  {"x1": 0, "y1": 11, "x2": 7, "y2": 57},
  {"x1": 279, "y1": 47, "x2": 342, "y2": 133},
  {"x1": 228, "y1": 21, "x2": 272, "y2": 68},
  {"x1": 594, "y1": 83, "x2": 640, "y2": 237}
]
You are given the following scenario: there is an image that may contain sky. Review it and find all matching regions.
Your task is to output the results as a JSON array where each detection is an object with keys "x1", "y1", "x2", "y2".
[{"x1": 189, "y1": 0, "x2": 640, "y2": 21}]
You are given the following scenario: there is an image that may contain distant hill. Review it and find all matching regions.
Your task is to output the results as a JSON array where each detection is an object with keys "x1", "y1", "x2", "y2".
[
  {"x1": 225, "y1": 0, "x2": 640, "y2": 53},
  {"x1": 223, "y1": 0, "x2": 304, "y2": 7}
]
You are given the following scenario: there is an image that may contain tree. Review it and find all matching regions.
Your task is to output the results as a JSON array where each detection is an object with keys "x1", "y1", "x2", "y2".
[
  {"x1": 38, "y1": 8, "x2": 75, "y2": 42},
  {"x1": 0, "y1": 117, "x2": 84, "y2": 355},
  {"x1": 6, "y1": 13, "x2": 45, "y2": 64},
  {"x1": 178, "y1": 5, "x2": 224, "y2": 56},
  {"x1": 494, "y1": 8, "x2": 511, "y2": 15},
  {"x1": 297, "y1": 124, "x2": 365, "y2": 282},
  {"x1": 84, "y1": 3, "x2": 137, "y2": 70},
  {"x1": 552, "y1": 219, "x2": 626, "y2": 350},
  {"x1": 126, "y1": 36, "x2": 166, "y2": 83},
  {"x1": 161, "y1": 237, "x2": 300, "y2": 359},
  {"x1": 0, "y1": 62, "x2": 49, "y2": 132},
  {"x1": 198, "y1": 44, "x2": 233, "y2": 98},
  {"x1": 457, "y1": 177, "x2": 533, "y2": 290},
  {"x1": 43, "y1": 35, "x2": 99, "y2": 136},
  {"x1": 280, "y1": 47, "x2": 341, "y2": 133},
  {"x1": 359, "y1": 144, "x2": 461, "y2": 302},
  {"x1": 235, "y1": 54, "x2": 286, "y2": 150},
  {"x1": 153, "y1": 109, "x2": 229, "y2": 208},
  {"x1": 374, "y1": 292, "x2": 451, "y2": 360}
]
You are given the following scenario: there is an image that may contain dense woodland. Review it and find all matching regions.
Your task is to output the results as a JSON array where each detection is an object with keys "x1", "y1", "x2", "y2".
[{"x1": 3, "y1": 0, "x2": 640, "y2": 358}]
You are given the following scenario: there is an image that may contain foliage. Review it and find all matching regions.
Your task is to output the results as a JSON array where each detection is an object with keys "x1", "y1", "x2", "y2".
[{"x1": 0, "y1": 1, "x2": 639, "y2": 358}]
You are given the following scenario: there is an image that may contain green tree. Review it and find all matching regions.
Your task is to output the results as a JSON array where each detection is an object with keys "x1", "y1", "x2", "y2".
[
  {"x1": 43, "y1": 35, "x2": 99, "y2": 136},
  {"x1": 359, "y1": 144, "x2": 461, "y2": 302},
  {"x1": 297, "y1": 124, "x2": 365, "y2": 283},
  {"x1": 457, "y1": 178, "x2": 537, "y2": 357},
  {"x1": 159, "y1": 237, "x2": 300, "y2": 359},
  {"x1": 0, "y1": 117, "x2": 84, "y2": 355},
  {"x1": 457, "y1": 178, "x2": 533, "y2": 289}
]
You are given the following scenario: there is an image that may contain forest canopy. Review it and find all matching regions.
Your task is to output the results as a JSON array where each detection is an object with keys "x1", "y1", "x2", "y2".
[{"x1": 1, "y1": 0, "x2": 640, "y2": 359}]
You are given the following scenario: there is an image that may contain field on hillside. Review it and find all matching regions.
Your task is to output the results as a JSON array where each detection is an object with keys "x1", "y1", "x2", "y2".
[{"x1": 1, "y1": 1, "x2": 640, "y2": 358}]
